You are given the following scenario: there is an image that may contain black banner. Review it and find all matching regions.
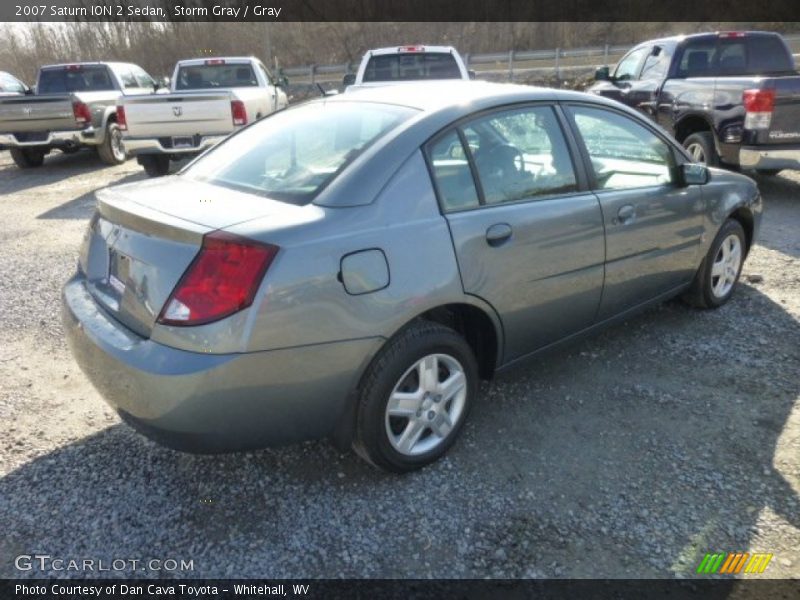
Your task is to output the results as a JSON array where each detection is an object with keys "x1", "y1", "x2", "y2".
[
  {"x1": 3, "y1": 579, "x2": 800, "y2": 600},
  {"x1": 3, "y1": 0, "x2": 800, "y2": 22}
]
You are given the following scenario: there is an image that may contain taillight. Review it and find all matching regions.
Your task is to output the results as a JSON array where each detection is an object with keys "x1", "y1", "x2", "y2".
[
  {"x1": 743, "y1": 89, "x2": 775, "y2": 129},
  {"x1": 116, "y1": 105, "x2": 127, "y2": 130},
  {"x1": 157, "y1": 231, "x2": 278, "y2": 327},
  {"x1": 73, "y1": 101, "x2": 91, "y2": 125},
  {"x1": 231, "y1": 100, "x2": 247, "y2": 126}
]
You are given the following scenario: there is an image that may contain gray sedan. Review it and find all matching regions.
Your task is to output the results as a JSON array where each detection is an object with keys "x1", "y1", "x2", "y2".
[{"x1": 62, "y1": 82, "x2": 762, "y2": 472}]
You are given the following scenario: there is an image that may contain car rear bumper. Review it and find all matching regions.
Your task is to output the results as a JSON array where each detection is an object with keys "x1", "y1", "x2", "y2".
[
  {"x1": 123, "y1": 134, "x2": 228, "y2": 156},
  {"x1": 0, "y1": 128, "x2": 99, "y2": 148},
  {"x1": 739, "y1": 145, "x2": 800, "y2": 171},
  {"x1": 62, "y1": 274, "x2": 381, "y2": 453}
]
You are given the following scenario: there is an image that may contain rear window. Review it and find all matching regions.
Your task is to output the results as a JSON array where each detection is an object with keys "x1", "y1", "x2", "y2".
[
  {"x1": 184, "y1": 102, "x2": 418, "y2": 205},
  {"x1": 363, "y1": 52, "x2": 462, "y2": 82},
  {"x1": 176, "y1": 64, "x2": 258, "y2": 89},
  {"x1": 676, "y1": 35, "x2": 794, "y2": 77},
  {"x1": 38, "y1": 66, "x2": 115, "y2": 93}
]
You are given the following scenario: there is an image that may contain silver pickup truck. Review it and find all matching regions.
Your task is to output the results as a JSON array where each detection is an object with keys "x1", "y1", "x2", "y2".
[
  {"x1": 119, "y1": 57, "x2": 289, "y2": 177},
  {"x1": 0, "y1": 62, "x2": 159, "y2": 169}
]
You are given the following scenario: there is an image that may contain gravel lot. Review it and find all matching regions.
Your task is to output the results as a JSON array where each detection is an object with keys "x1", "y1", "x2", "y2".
[{"x1": 0, "y1": 148, "x2": 798, "y2": 579}]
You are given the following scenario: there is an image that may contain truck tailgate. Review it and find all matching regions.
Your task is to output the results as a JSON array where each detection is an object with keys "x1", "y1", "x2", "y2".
[
  {"x1": 122, "y1": 92, "x2": 234, "y2": 138},
  {"x1": 764, "y1": 76, "x2": 800, "y2": 144},
  {"x1": 0, "y1": 95, "x2": 76, "y2": 134}
]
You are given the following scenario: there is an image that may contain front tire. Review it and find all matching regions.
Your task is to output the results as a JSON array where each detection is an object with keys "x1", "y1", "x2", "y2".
[
  {"x1": 353, "y1": 321, "x2": 478, "y2": 473},
  {"x1": 10, "y1": 147, "x2": 45, "y2": 168},
  {"x1": 97, "y1": 121, "x2": 126, "y2": 165},
  {"x1": 683, "y1": 132, "x2": 719, "y2": 167},
  {"x1": 684, "y1": 219, "x2": 746, "y2": 309},
  {"x1": 138, "y1": 154, "x2": 170, "y2": 177}
]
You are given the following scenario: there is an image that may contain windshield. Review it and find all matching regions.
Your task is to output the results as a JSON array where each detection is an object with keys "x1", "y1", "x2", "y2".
[
  {"x1": 184, "y1": 101, "x2": 418, "y2": 205},
  {"x1": 363, "y1": 52, "x2": 462, "y2": 82},
  {"x1": 38, "y1": 66, "x2": 115, "y2": 93},
  {"x1": 176, "y1": 64, "x2": 258, "y2": 89}
]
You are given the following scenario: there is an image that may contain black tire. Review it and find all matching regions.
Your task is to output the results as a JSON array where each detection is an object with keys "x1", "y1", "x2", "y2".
[
  {"x1": 97, "y1": 121, "x2": 127, "y2": 165},
  {"x1": 10, "y1": 147, "x2": 45, "y2": 168},
  {"x1": 138, "y1": 154, "x2": 171, "y2": 177},
  {"x1": 683, "y1": 219, "x2": 746, "y2": 309},
  {"x1": 756, "y1": 169, "x2": 782, "y2": 177},
  {"x1": 353, "y1": 321, "x2": 478, "y2": 473},
  {"x1": 683, "y1": 132, "x2": 719, "y2": 167}
]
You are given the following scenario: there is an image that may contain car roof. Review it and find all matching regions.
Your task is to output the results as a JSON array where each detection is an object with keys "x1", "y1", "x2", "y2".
[
  {"x1": 636, "y1": 30, "x2": 782, "y2": 48},
  {"x1": 323, "y1": 80, "x2": 616, "y2": 113},
  {"x1": 40, "y1": 62, "x2": 135, "y2": 70},
  {"x1": 176, "y1": 57, "x2": 258, "y2": 66}
]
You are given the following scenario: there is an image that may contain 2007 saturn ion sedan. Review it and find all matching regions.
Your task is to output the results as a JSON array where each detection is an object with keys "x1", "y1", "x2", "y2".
[{"x1": 63, "y1": 81, "x2": 762, "y2": 472}]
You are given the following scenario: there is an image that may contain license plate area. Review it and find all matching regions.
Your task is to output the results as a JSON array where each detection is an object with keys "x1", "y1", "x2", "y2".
[
  {"x1": 107, "y1": 248, "x2": 129, "y2": 296},
  {"x1": 172, "y1": 136, "x2": 195, "y2": 149}
]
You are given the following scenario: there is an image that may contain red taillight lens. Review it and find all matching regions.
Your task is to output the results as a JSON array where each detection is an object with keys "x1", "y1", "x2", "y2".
[
  {"x1": 205, "y1": 59, "x2": 225, "y2": 65},
  {"x1": 73, "y1": 101, "x2": 91, "y2": 125},
  {"x1": 231, "y1": 100, "x2": 247, "y2": 126},
  {"x1": 743, "y1": 89, "x2": 775, "y2": 113},
  {"x1": 157, "y1": 232, "x2": 279, "y2": 327},
  {"x1": 116, "y1": 105, "x2": 127, "y2": 130}
]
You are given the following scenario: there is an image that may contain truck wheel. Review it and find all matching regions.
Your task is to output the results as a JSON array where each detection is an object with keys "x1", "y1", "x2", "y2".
[
  {"x1": 353, "y1": 321, "x2": 477, "y2": 473},
  {"x1": 138, "y1": 155, "x2": 170, "y2": 177},
  {"x1": 9, "y1": 147, "x2": 45, "y2": 168},
  {"x1": 683, "y1": 132, "x2": 719, "y2": 167},
  {"x1": 97, "y1": 121, "x2": 127, "y2": 165}
]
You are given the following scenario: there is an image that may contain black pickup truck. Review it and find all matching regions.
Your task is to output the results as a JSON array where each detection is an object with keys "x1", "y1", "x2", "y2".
[{"x1": 588, "y1": 31, "x2": 800, "y2": 175}]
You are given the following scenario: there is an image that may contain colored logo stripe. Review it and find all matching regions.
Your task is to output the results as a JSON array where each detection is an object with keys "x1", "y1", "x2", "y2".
[{"x1": 697, "y1": 552, "x2": 773, "y2": 574}]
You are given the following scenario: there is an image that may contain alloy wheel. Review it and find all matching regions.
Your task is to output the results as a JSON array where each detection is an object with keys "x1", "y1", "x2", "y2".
[{"x1": 711, "y1": 234, "x2": 742, "y2": 298}]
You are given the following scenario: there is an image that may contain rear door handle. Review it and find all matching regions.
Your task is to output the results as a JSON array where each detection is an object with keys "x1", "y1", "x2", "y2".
[
  {"x1": 485, "y1": 223, "x2": 512, "y2": 247},
  {"x1": 615, "y1": 204, "x2": 636, "y2": 225}
]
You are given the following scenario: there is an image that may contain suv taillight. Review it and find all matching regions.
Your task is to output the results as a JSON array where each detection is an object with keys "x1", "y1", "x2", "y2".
[
  {"x1": 73, "y1": 101, "x2": 91, "y2": 125},
  {"x1": 158, "y1": 231, "x2": 279, "y2": 327},
  {"x1": 116, "y1": 105, "x2": 127, "y2": 130},
  {"x1": 743, "y1": 89, "x2": 775, "y2": 129},
  {"x1": 231, "y1": 100, "x2": 247, "y2": 126}
]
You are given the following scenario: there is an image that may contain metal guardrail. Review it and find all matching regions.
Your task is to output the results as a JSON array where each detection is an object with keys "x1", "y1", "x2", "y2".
[{"x1": 281, "y1": 33, "x2": 800, "y2": 86}]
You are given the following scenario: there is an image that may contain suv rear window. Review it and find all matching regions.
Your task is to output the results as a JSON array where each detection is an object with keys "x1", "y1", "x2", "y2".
[
  {"x1": 176, "y1": 64, "x2": 258, "y2": 89},
  {"x1": 184, "y1": 102, "x2": 417, "y2": 205},
  {"x1": 363, "y1": 52, "x2": 462, "y2": 82},
  {"x1": 38, "y1": 66, "x2": 115, "y2": 93}
]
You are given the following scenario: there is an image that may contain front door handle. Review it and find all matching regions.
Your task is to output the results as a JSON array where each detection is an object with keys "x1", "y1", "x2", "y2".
[
  {"x1": 615, "y1": 204, "x2": 636, "y2": 225},
  {"x1": 485, "y1": 223, "x2": 513, "y2": 247}
]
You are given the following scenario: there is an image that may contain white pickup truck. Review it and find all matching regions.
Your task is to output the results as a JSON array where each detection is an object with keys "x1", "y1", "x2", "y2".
[
  {"x1": 119, "y1": 57, "x2": 288, "y2": 176},
  {"x1": 343, "y1": 45, "x2": 473, "y2": 89}
]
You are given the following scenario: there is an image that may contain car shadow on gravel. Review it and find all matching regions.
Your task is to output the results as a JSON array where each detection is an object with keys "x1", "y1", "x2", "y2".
[
  {"x1": 749, "y1": 171, "x2": 800, "y2": 259},
  {"x1": 0, "y1": 150, "x2": 115, "y2": 196},
  {"x1": 36, "y1": 171, "x2": 149, "y2": 220},
  {"x1": 0, "y1": 286, "x2": 798, "y2": 579}
]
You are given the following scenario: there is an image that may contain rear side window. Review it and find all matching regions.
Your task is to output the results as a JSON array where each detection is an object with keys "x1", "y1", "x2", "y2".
[
  {"x1": 38, "y1": 66, "x2": 115, "y2": 93},
  {"x1": 176, "y1": 64, "x2": 258, "y2": 90},
  {"x1": 428, "y1": 131, "x2": 480, "y2": 212},
  {"x1": 568, "y1": 106, "x2": 675, "y2": 190},
  {"x1": 363, "y1": 53, "x2": 461, "y2": 82},
  {"x1": 185, "y1": 102, "x2": 417, "y2": 205},
  {"x1": 676, "y1": 41, "x2": 716, "y2": 77}
]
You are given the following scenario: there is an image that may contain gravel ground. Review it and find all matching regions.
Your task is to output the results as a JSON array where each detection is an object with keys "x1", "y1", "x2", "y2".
[{"x1": 0, "y1": 149, "x2": 798, "y2": 579}]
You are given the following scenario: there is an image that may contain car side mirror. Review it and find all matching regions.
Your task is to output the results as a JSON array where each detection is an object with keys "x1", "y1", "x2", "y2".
[
  {"x1": 24, "y1": 86, "x2": 34, "y2": 95},
  {"x1": 342, "y1": 73, "x2": 356, "y2": 87},
  {"x1": 468, "y1": 70, "x2": 476, "y2": 79},
  {"x1": 679, "y1": 162, "x2": 709, "y2": 186},
  {"x1": 277, "y1": 75, "x2": 289, "y2": 87},
  {"x1": 595, "y1": 66, "x2": 610, "y2": 81}
]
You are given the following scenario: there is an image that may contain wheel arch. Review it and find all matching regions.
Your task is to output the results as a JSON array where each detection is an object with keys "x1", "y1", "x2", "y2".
[
  {"x1": 674, "y1": 113, "x2": 713, "y2": 144},
  {"x1": 728, "y1": 206, "x2": 754, "y2": 255}
]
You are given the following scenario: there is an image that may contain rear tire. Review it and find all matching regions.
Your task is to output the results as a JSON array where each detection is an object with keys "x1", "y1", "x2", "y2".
[
  {"x1": 10, "y1": 147, "x2": 45, "y2": 168},
  {"x1": 353, "y1": 321, "x2": 478, "y2": 473},
  {"x1": 683, "y1": 219, "x2": 746, "y2": 309},
  {"x1": 97, "y1": 121, "x2": 126, "y2": 165},
  {"x1": 138, "y1": 154, "x2": 171, "y2": 177},
  {"x1": 683, "y1": 132, "x2": 719, "y2": 167}
]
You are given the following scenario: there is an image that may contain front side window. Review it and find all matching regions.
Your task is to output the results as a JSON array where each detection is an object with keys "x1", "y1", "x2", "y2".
[
  {"x1": 0, "y1": 72, "x2": 26, "y2": 93},
  {"x1": 640, "y1": 47, "x2": 670, "y2": 80},
  {"x1": 568, "y1": 105, "x2": 675, "y2": 190},
  {"x1": 184, "y1": 102, "x2": 417, "y2": 205},
  {"x1": 38, "y1": 66, "x2": 115, "y2": 93},
  {"x1": 464, "y1": 106, "x2": 577, "y2": 205},
  {"x1": 118, "y1": 68, "x2": 138, "y2": 89},
  {"x1": 176, "y1": 63, "x2": 258, "y2": 90},
  {"x1": 613, "y1": 47, "x2": 648, "y2": 81},
  {"x1": 132, "y1": 66, "x2": 155, "y2": 89}
]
